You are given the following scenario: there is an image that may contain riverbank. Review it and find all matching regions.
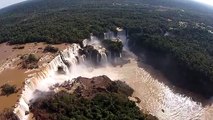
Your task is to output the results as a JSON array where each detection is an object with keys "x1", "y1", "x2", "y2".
[{"x1": 0, "y1": 42, "x2": 69, "y2": 111}]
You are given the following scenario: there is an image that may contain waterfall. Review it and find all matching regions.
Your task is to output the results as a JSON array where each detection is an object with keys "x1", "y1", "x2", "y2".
[
  {"x1": 13, "y1": 42, "x2": 110, "y2": 120},
  {"x1": 96, "y1": 48, "x2": 108, "y2": 64},
  {"x1": 13, "y1": 30, "x2": 127, "y2": 120},
  {"x1": 104, "y1": 33, "x2": 107, "y2": 40},
  {"x1": 82, "y1": 39, "x2": 88, "y2": 47},
  {"x1": 104, "y1": 30, "x2": 116, "y2": 40},
  {"x1": 117, "y1": 28, "x2": 128, "y2": 49},
  {"x1": 119, "y1": 53, "x2": 122, "y2": 58},
  {"x1": 101, "y1": 53, "x2": 108, "y2": 64},
  {"x1": 87, "y1": 35, "x2": 109, "y2": 64},
  {"x1": 79, "y1": 55, "x2": 86, "y2": 63}
]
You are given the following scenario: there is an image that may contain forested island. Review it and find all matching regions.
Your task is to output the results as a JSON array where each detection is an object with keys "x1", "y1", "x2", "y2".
[{"x1": 29, "y1": 76, "x2": 158, "y2": 120}]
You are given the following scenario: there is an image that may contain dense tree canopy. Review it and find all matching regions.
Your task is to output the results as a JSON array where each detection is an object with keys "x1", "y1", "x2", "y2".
[
  {"x1": 30, "y1": 76, "x2": 158, "y2": 120},
  {"x1": 0, "y1": 0, "x2": 212, "y2": 44},
  {"x1": 34, "y1": 92, "x2": 149, "y2": 120}
]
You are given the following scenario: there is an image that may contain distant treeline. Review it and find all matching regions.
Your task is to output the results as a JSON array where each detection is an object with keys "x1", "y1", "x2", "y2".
[{"x1": 0, "y1": 0, "x2": 212, "y2": 44}]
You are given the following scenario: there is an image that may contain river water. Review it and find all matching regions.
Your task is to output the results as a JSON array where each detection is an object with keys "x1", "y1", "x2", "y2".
[{"x1": 86, "y1": 51, "x2": 213, "y2": 120}]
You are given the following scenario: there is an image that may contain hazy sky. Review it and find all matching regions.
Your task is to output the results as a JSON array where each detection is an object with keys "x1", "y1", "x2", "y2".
[
  {"x1": 0, "y1": 0, "x2": 213, "y2": 10},
  {"x1": 0, "y1": 0, "x2": 27, "y2": 9},
  {"x1": 194, "y1": 0, "x2": 213, "y2": 6}
]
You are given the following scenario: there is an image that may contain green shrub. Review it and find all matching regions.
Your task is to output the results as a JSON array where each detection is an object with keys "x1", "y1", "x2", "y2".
[
  {"x1": 44, "y1": 45, "x2": 59, "y2": 53},
  {"x1": 107, "y1": 80, "x2": 134, "y2": 96},
  {"x1": 27, "y1": 54, "x2": 38, "y2": 62},
  {"x1": 1, "y1": 84, "x2": 16, "y2": 96},
  {"x1": 0, "y1": 108, "x2": 19, "y2": 120},
  {"x1": 12, "y1": 46, "x2": 25, "y2": 49},
  {"x1": 21, "y1": 54, "x2": 39, "y2": 69},
  {"x1": 102, "y1": 40, "x2": 123, "y2": 53}
]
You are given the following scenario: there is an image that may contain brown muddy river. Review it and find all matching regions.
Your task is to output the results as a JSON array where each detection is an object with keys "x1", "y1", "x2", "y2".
[
  {"x1": 0, "y1": 69, "x2": 27, "y2": 111},
  {"x1": 85, "y1": 52, "x2": 213, "y2": 120}
]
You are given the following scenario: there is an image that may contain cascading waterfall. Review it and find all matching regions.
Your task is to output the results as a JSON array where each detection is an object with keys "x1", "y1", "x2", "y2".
[
  {"x1": 95, "y1": 47, "x2": 108, "y2": 64},
  {"x1": 14, "y1": 30, "x2": 126, "y2": 119},
  {"x1": 117, "y1": 27, "x2": 129, "y2": 50},
  {"x1": 13, "y1": 41, "x2": 110, "y2": 120},
  {"x1": 82, "y1": 39, "x2": 88, "y2": 47},
  {"x1": 89, "y1": 35, "x2": 108, "y2": 64},
  {"x1": 104, "y1": 30, "x2": 116, "y2": 40}
]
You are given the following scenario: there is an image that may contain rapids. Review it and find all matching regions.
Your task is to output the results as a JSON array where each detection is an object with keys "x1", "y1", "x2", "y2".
[{"x1": 13, "y1": 30, "x2": 213, "y2": 120}]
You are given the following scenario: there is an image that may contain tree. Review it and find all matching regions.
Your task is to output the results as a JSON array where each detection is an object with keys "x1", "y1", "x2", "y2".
[{"x1": 1, "y1": 84, "x2": 16, "y2": 96}]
